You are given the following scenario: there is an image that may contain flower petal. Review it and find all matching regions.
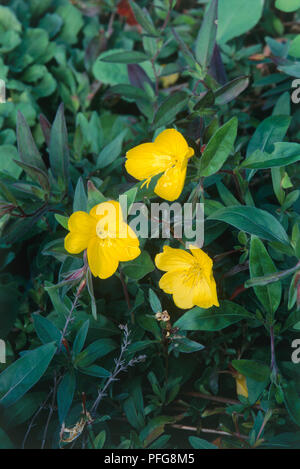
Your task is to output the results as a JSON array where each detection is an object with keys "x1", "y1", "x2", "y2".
[
  {"x1": 68, "y1": 211, "x2": 96, "y2": 235},
  {"x1": 64, "y1": 232, "x2": 90, "y2": 254},
  {"x1": 189, "y1": 245, "x2": 213, "y2": 270},
  {"x1": 87, "y1": 238, "x2": 119, "y2": 279},
  {"x1": 172, "y1": 273, "x2": 196, "y2": 309},
  {"x1": 125, "y1": 143, "x2": 172, "y2": 181},
  {"x1": 154, "y1": 162, "x2": 187, "y2": 201},
  {"x1": 154, "y1": 129, "x2": 194, "y2": 160},
  {"x1": 155, "y1": 246, "x2": 193, "y2": 272},
  {"x1": 192, "y1": 275, "x2": 219, "y2": 308},
  {"x1": 112, "y1": 225, "x2": 141, "y2": 262}
]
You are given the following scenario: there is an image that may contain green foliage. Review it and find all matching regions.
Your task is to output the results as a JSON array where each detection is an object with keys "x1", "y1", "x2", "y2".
[{"x1": 1, "y1": 0, "x2": 300, "y2": 451}]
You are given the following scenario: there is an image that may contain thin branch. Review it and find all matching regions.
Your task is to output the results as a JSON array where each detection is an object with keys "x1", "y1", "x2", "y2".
[
  {"x1": 90, "y1": 325, "x2": 145, "y2": 415},
  {"x1": 41, "y1": 373, "x2": 59, "y2": 449},
  {"x1": 171, "y1": 423, "x2": 249, "y2": 441},
  {"x1": 58, "y1": 279, "x2": 86, "y2": 352}
]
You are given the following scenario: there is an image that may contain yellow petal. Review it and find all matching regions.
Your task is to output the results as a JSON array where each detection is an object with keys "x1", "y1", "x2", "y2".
[
  {"x1": 161, "y1": 73, "x2": 179, "y2": 88},
  {"x1": 87, "y1": 238, "x2": 118, "y2": 279},
  {"x1": 64, "y1": 231, "x2": 90, "y2": 254},
  {"x1": 125, "y1": 143, "x2": 172, "y2": 181},
  {"x1": 112, "y1": 234, "x2": 141, "y2": 262},
  {"x1": 155, "y1": 246, "x2": 193, "y2": 272},
  {"x1": 90, "y1": 200, "x2": 123, "y2": 222},
  {"x1": 189, "y1": 245, "x2": 213, "y2": 271},
  {"x1": 159, "y1": 270, "x2": 182, "y2": 294},
  {"x1": 235, "y1": 374, "x2": 248, "y2": 398},
  {"x1": 68, "y1": 211, "x2": 96, "y2": 235},
  {"x1": 159, "y1": 269, "x2": 194, "y2": 309},
  {"x1": 154, "y1": 129, "x2": 194, "y2": 161},
  {"x1": 172, "y1": 273, "x2": 196, "y2": 309},
  {"x1": 154, "y1": 162, "x2": 187, "y2": 201},
  {"x1": 192, "y1": 275, "x2": 218, "y2": 309}
]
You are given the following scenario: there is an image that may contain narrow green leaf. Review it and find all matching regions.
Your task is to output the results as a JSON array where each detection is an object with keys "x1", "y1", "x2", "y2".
[
  {"x1": 174, "y1": 301, "x2": 252, "y2": 331},
  {"x1": 189, "y1": 436, "x2": 218, "y2": 449},
  {"x1": 73, "y1": 320, "x2": 90, "y2": 357},
  {"x1": 49, "y1": 103, "x2": 69, "y2": 190},
  {"x1": 57, "y1": 372, "x2": 76, "y2": 423},
  {"x1": 100, "y1": 50, "x2": 149, "y2": 64},
  {"x1": 215, "y1": 76, "x2": 249, "y2": 105},
  {"x1": 73, "y1": 177, "x2": 87, "y2": 212},
  {"x1": 0, "y1": 343, "x2": 56, "y2": 407},
  {"x1": 208, "y1": 206, "x2": 289, "y2": 245},
  {"x1": 195, "y1": 0, "x2": 218, "y2": 68},
  {"x1": 33, "y1": 314, "x2": 62, "y2": 345},
  {"x1": 153, "y1": 91, "x2": 188, "y2": 128},
  {"x1": 199, "y1": 117, "x2": 238, "y2": 177},
  {"x1": 17, "y1": 111, "x2": 47, "y2": 173},
  {"x1": 129, "y1": 1, "x2": 158, "y2": 36}
]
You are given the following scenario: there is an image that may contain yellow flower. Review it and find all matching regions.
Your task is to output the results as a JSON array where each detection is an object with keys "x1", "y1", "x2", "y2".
[
  {"x1": 155, "y1": 245, "x2": 219, "y2": 310},
  {"x1": 125, "y1": 129, "x2": 194, "y2": 202},
  {"x1": 235, "y1": 373, "x2": 248, "y2": 398},
  {"x1": 161, "y1": 72, "x2": 179, "y2": 88},
  {"x1": 64, "y1": 201, "x2": 140, "y2": 279}
]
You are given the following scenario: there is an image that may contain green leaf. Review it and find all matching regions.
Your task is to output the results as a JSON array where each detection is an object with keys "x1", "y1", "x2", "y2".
[
  {"x1": 93, "y1": 50, "x2": 130, "y2": 86},
  {"x1": 195, "y1": 0, "x2": 218, "y2": 68},
  {"x1": 215, "y1": 76, "x2": 249, "y2": 105},
  {"x1": 232, "y1": 359, "x2": 270, "y2": 382},
  {"x1": 249, "y1": 237, "x2": 282, "y2": 316},
  {"x1": 217, "y1": 0, "x2": 264, "y2": 44},
  {"x1": 284, "y1": 380, "x2": 300, "y2": 427},
  {"x1": 0, "y1": 145, "x2": 22, "y2": 178},
  {"x1": 73, "y1": 320, "x2": 90, "y2": 357},
  {"x1": 100, "y1": 50, "x2": 149, "y2": 64},
  {"x1": 0, "y1": 6, "x2": 22, "y2": 32},
  {"x1": 75, "y1": 339, "x2": 117, "y2": 368},
  {"x1": 73, "y1": 177, "x2": 87, "y2": 212},
  {"x1": 2, "y1": 392, "x2": 45, "y2": 428},
  {"x1": 94, "y1": 430, "x2": 106, "y2": 449},
  {"x1": 208, "y1": 206, "x2": 289, "y2": 245},
  {"x1": 199, "y1": 117, "x2": 238, "y2": 177},
  {"x1": 122, "y1": 251, "x2": 154, "y2": 280},
  {"x1": 140, "y1": 416, "x2": 175, "y2": 447},
  {"x1": 129, "y1": 1, "x2": 158, "y2": 36},
  {"x1": 246, "y1": 115, "x2": 291, "y2": 158},
  {"x1": 56, "y1": 3, "x2": 83, "y2": 45},
  {"x1": 79, "y1": 365, "x2": 110, "y2": 378},
  {"x1": 0, "y1": 286, "x2": 19, "y2": 339},
  {"x1": 106, "y1": 84, "x2": 148, "y2": 101},
  {"x1": 33, "y1": 314, "x2": 62, "y2": 345},
  {"x1": 170, "y1": 337, "x2": 205, "y2": 354},
  {"x1": 14, "y1": 160, "x2": 50, "y2": 193},
  {"x1": 97, "y1": 130, "x2": 127, "y2": 169},
  {"x1": 49, "y1": 104, "x2": 69, "y2": 191},
  {"x1": 153, "y1": 91, "x2": 188, "y2": 128},
  {"x1": 0, "y1": 428, "x2": 14, "y2": 449},
  {"x1": 241, "y1": 143, "x2": 300, "y2": 169},
  {"x1": 55, "y1": 214, "x2": 69, "y2": 230},
  {"x1": 189, "y1": 436, "x2": 218, "y2": 449},
  {"x1": 57, "y1": 372, "x2": 76, "y2": 423},
  {"x1": 87, "y1": 180, "x2": 106, "y2": 211},
  {"x1": 289, "y1": 35, "x2": 300, "y2": 58},
  {"x1": 16, "y1": 112, "x2": 47, "y2": 173},
  {"x1": 0, "y1": 343, "x2": 56, "y2": 407},
  {"x1": 275, "y1": 0, "x2": 300, "y2": 12},
  {"x1": 174, "y1": 300, "x2": 252, "y2": 331},
  {"x1": 149, "y1": 289, "x2": 162, "y2": 314}
]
